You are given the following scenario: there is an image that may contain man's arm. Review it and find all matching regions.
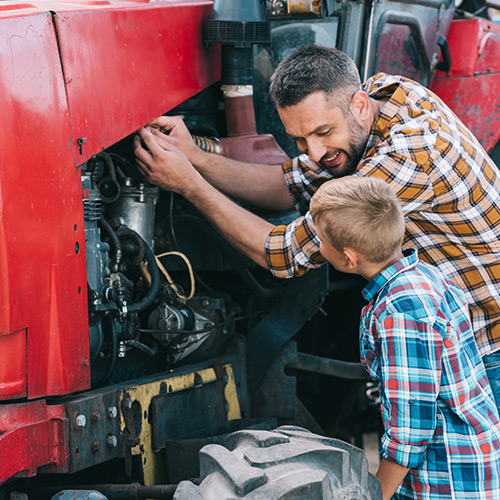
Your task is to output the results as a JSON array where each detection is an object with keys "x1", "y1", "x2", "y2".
[
  {"x1": 146, "y1": 116, "x2": 295, "y2": 211},
  {"x1": 134, "y1": 127, "x2": 273, "y2": 268},
  {"x1": 376, "y1": 457, "x2": 409, "y2": 500}
]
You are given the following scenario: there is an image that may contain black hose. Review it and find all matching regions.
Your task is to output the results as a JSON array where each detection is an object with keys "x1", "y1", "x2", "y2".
[
  {"x1": 97, "y1": 151, "x2": 121, "y2": 203},
  {"x1": 115, "y1": 228, "x2": 160, "y2": 314},
  {"x1": 116, "y1": 226, "x2": 145, "y2": 265},
  {"x1": 92, "y1": 317, "x2": 118, "y2": 388},
  {"x1": 99, "y1": 214, "x2": 122, "y2": 268}
]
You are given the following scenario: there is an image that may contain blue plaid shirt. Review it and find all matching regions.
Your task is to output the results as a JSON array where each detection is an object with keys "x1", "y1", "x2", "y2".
[{"x1": 360, "y1": 249, "x2": 500, "y2": 499}]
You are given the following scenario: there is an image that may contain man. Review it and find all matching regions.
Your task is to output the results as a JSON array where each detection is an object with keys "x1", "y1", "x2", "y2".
[{"x1": 134, "y1": 44, "x2": 500, "y2": 405}]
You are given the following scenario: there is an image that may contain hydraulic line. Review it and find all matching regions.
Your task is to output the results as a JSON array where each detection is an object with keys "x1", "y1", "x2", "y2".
[
  {"x1": 115, "y1": 228, "x2": 160, "y2": 314},
  {"x1": 96, "y1": 151, "x2": 121, "y2": 203},
  {"x1": 92, "y1": 316, "x2": 118, "y2": 388},
  {"x1": 99, "y1": 214, "x2": 122, "y2": 269}
]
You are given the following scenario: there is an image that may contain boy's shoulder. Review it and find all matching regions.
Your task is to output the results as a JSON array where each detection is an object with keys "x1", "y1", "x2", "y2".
[{"x1": 374, "y1": 259, "x2": 466, "y2": 324}]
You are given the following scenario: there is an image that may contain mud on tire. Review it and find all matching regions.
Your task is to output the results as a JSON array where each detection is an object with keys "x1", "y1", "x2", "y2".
[{"x1": 173, "y1": 426, "x2": 382, "y2": 500}]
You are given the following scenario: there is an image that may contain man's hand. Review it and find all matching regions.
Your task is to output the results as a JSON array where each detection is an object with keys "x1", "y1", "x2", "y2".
[
  {"x1": 145, "y1": 115, "x2": 203, "y2": 165},
  {"x1": 133, "y1": 127, "x2": 202, "y2": 196}
]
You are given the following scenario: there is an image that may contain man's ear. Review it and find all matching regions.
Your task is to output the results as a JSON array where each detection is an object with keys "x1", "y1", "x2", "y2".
[
  {"x1": 343, "y1": 247, "x2": 360, "y2": 270},
  {"x1": 349, "y1": 90, "x2": 371, "y2": 124}
]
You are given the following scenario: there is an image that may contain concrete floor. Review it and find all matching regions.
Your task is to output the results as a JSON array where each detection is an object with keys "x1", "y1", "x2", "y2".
[{"x1": 362, "y1": 432, "x2": 381, "y2": 475}]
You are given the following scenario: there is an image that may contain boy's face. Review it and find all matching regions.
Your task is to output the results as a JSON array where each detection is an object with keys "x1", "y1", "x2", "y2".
[{"x1": 316, "y1": 224, "x2": 350, "y2": 273}]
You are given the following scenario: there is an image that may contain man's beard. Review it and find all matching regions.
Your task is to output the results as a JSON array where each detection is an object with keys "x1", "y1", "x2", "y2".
[{"x1": 320, "y1": 116, "x2": 369, "y2": 178}]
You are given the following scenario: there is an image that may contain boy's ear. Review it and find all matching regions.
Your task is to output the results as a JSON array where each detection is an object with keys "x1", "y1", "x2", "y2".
[{"x1": 343, "y1": 247, "x2": 360, "y2": 270}]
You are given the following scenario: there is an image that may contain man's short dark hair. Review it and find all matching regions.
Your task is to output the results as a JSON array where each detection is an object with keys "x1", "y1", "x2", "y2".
[{"x1": 269, "y1": 44, "x2": 361, "y2": 109}]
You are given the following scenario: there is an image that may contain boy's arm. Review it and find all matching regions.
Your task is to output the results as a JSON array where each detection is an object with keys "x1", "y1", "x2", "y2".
[{"x1": 376, "y1": 457, "x2": 409, "y2": 500}]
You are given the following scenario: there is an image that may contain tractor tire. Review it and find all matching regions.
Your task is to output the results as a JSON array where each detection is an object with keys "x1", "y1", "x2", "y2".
[{"x1": 173, "y1": 426, "x2": 382, "y2": 500}]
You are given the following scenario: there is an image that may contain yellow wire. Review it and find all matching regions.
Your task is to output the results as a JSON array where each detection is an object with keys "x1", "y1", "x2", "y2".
[{"x1": 155, "y1": 251, "x2": 195, "y2": 301}]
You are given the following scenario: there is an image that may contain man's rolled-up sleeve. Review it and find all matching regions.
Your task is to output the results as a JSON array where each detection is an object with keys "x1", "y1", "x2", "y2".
[{"x1": 265, "y1": 211, "x2": 325, "y2": 278}]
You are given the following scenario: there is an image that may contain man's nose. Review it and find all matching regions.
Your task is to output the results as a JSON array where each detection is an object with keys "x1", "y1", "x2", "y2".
[{"x1": 305, "y1": 137, "x2": 327, "y2": 163}]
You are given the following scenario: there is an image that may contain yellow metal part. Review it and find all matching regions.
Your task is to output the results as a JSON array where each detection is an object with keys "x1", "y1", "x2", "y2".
[{"x1": 119, "y1": 363, "x2": 241, "y2": 486}]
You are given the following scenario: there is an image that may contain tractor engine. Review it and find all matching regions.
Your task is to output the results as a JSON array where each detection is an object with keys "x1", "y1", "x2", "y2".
[{"x1": 82, "y1": 151, "x2": 227, "y2": 386}]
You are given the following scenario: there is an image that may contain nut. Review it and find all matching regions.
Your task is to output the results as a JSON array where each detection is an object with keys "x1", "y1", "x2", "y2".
[{"x1": 91, "y1": 440, "x2": 101, "y2": 453}]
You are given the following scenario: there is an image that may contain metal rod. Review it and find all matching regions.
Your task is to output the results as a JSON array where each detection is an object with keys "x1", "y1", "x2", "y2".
[{"x1": 288, "y1": 352, "x2": 369, "y2": 380}]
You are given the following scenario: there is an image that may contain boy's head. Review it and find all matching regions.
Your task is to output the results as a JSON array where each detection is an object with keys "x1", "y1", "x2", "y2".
[{"x1": 310, "y1": 177, "x2": 405, "y2": 275}]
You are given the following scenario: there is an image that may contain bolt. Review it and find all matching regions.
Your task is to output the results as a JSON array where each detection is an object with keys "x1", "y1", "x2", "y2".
[
  {"x1": 124, "y1": 398, "x2": 132, "y2": 410},
  {"x1": 107, "y1": 406, "x2": 118, "y2": 418},
  {"x1": 118, "y1": 341, "x2": 127, "y2": 357},
  {"x1": 107, "y1": 434, "x2": 118, "y2": 449},
  {"x1": 91, "y1": 440, "x2": 101, "y2": 454},
  {"x1": 75, "y1": 413, "x2": 86, "y2": 428},
  {"x1": 90, "y1": 410, "x2": 100, "y2": 423},
  {"x1": 201, "y1": 299, "x2": 210, "y2": 307}
]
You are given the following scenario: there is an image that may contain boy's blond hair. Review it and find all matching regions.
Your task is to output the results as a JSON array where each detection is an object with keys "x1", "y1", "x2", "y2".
[{"x1": 310, "y1": 177, "x2": 405, "y2": 263}]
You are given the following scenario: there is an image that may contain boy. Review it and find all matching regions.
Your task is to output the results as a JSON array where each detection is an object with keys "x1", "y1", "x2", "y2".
[{"x1": 310, "y1": 176, "x2": 500, "y2": 500}]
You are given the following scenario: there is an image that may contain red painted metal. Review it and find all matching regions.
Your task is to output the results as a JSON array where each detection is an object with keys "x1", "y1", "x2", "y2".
[
  {"x1": 53, "y1": 0, "x2": 220, "y2": 163},
  {"x1": 225, "y1": 96, "x2": 258, "y2": 137},
  {"x1": 0, "y1": 11, "x2": 89, "y2": 400},
  {"x1": 0, "y1": 401, "x2": 68, "y2": 481},
  {"x1": 220, "y1": 134, "x2": 290, "y2": 165},
  {"x1": 431, "y1": 18, "x2": 500, "y2": 152},
  {"x1": 0, "y1": 0, "x2": 219, "y2": 485},
  {"x1": 0, "y1": 0, "x2": 219, "y2": 406}
]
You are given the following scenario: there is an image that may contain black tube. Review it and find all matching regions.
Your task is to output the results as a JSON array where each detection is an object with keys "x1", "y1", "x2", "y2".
[
  {"x1": 97, "y1": 151, "x2": 121, "y2": 203},
  {"x1": 99, "y1": 214, "x2": 122, "y2": 268},
  {"x1": 118, "y1": 229, "x2": 160, "y2": 314},
  {"x1": 116, "y1": 226, "x2": 145, "y2": 265},
  {"x1": 221, "y1": 46, "x2": 253, "y2": 85},
  {"x1": 92, "y1": 317, "x2": 118, "y2": 388}
]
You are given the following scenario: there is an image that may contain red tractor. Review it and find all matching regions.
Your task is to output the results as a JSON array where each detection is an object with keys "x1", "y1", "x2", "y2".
[{"x1": 0, "y1": 0, "x2": 499, "y2": 498}]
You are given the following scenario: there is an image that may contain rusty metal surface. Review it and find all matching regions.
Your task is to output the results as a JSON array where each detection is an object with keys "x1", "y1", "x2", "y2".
[{"x1": 65, "y1": 391, "x2": 122, "y2": 473}]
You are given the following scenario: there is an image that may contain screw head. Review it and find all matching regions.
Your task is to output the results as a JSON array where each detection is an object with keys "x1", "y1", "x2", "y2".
[
  {"x1": 107, "y1": 434, "x2": 118, "y2": 449},
  {"x1": 75, "y1": 414, "x2": 86, "y2": 428},
  {"x1": 107, "y1": 406, "x2": 118, "y2": 418}
]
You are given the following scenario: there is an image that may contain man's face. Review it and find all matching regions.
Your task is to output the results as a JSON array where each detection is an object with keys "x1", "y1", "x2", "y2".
[{"x1": 278, "y1": 91, "x2": 369, "y2": 178}]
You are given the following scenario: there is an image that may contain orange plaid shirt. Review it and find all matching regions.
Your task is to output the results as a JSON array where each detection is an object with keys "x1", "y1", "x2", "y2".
[{"x1": 265, "y1": 73, "x2": 500, "y2": 356}]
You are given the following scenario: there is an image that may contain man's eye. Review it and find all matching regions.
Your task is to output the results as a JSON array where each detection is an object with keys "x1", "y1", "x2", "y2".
[{"x1": 317, "y1": 129, "x2": 332, "y2": 137}]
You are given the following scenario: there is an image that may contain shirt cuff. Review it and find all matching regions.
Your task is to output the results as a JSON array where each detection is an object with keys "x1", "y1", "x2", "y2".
[
  {"x1": 265, "y1": 225, "x2": 305, "y2": 279},
  {"x1": 265, "y1": 221, "x2": 324, "y2": 279},
  {"x1": 380, "y1": 432, "x2": 427, "y2": 469}
]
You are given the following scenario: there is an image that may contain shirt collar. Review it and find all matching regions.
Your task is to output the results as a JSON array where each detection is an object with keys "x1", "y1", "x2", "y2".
[
  {"x1": 362, "y1": 248, "x2": 419, "y2": 301},
  {"x1": 362, "y1": 73, "x2": 408, "y2": 152}
]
